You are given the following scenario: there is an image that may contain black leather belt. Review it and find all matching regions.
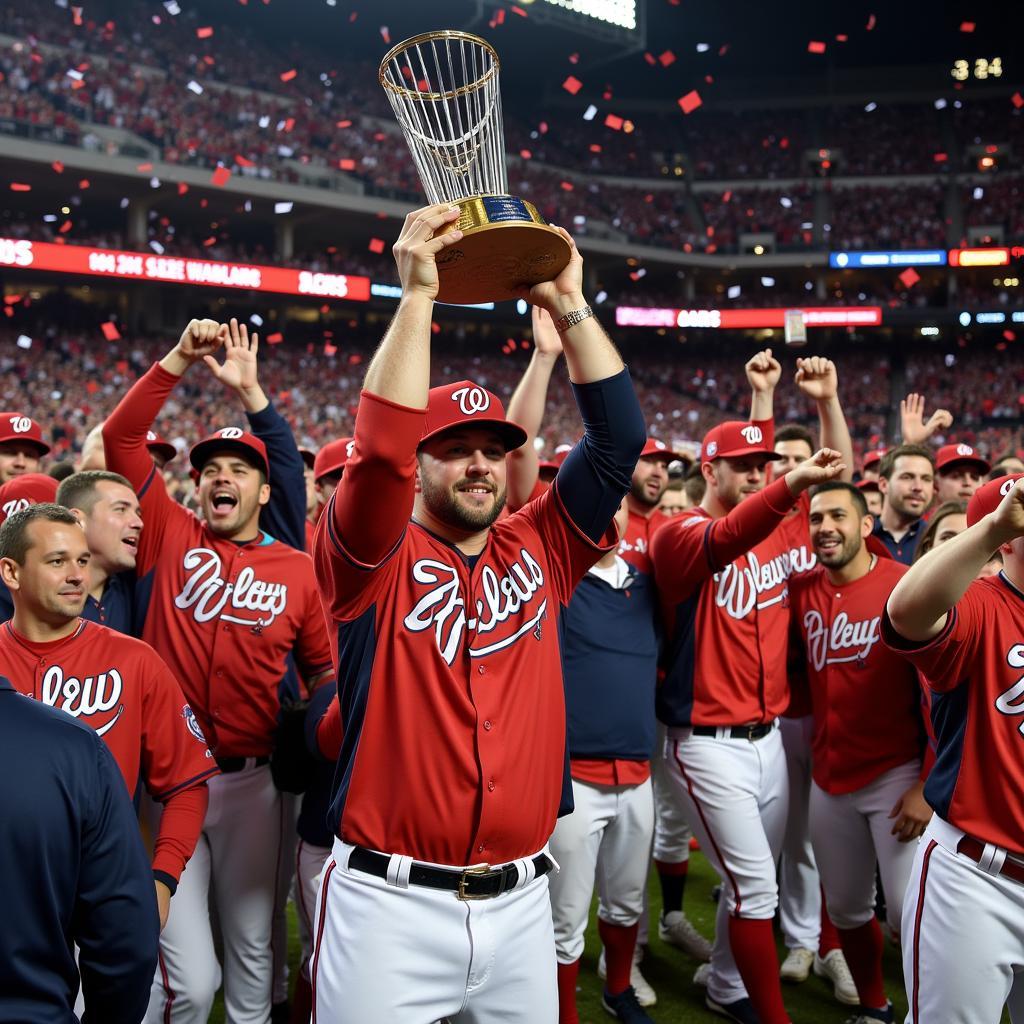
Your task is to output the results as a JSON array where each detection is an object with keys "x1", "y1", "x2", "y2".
[
  {"x1": 348, "y1": 846, "x2": 552, "y2": 901},
  {"x1": 216, "y1": 755, "x2": 271, "y2": 773},
  {"x1": 693, "y1": 723, "x2": 774, "y2": 741}
]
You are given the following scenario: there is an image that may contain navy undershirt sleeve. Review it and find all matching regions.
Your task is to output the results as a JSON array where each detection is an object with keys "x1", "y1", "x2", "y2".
[
  {"x1": 554, "y1": 367, "x2": 646, "y2": 544},
  {"x1": 249, "y1": 400, "x2": 307, "y2": 551}
]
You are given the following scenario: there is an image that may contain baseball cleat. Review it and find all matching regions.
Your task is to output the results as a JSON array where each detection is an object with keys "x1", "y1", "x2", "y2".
[
  {"x1": 779, "y1": 946, "x2": 815, "y2": 982},
  {"x1": 598, "y1": 947, "x2": 657, "y2": 1007},
  {"x1": 704, "y1": 993, "x2": 761, "y2": 1023},
  {"x1": 844, "y1": 1001, "x2": 894, "y2": 1024},
  {"x1": 601, "y1": 986, "x2": 657, "y2": 1023},
  {"x1": 814, "y1": 949, "x2": 860, "y2": 1006},
  {"x1": 658, "y1": 910, "x2": 712, "y2": 960}
]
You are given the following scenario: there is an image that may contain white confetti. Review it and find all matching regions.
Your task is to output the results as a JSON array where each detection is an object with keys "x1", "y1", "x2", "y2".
[
  {"x1": 187, "y1": 80, "x2": 204, "y2": 95},
  {"x1": 16, "y1": 335, "x2": 32, "y2": 349},
  {"x1": 249, "y1": 314, "x2": 264, "y2": 326},
  {"x1": 727, "y1": 285, "x2": 741, "y2": 298},
  {"x1": 934, "y1": 98, "x2": 947, "y2": 109},
  {"x1": 864, "y1": 101, "x2": 877, "y2": 112},
  {"x1": 149, "y1": 240, "x2": 165, "y2": 254},
  {"x1": 761, "y1": 276, "x2": 775, "y2": 287},
  {"x1": 583, "y1": 104, "x2": 597, "y2": 121},
  {"x1": 274, "y1": 201, "x2": 294, "y2": 214},
  {"x1": 779, "y1": 196, "x2": 793, "y2": 208},
  {"x1": 696, "y1": 43, "x2": 710, "y2": 52}
]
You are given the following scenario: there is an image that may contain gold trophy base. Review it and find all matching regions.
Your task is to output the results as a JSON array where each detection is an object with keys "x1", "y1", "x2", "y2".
[{"x1": 433, "y1": 195, "x2": 572, "y2": 305}]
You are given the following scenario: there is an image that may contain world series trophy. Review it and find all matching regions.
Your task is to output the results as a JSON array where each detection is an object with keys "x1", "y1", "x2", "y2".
[{"x1": 379, "y1": 30, "x2": 572, "y2": 305}]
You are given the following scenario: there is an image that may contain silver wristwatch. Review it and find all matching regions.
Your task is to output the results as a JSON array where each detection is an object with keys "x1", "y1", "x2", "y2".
[{"x1": 554, "y1": 305, "x2": 595, "y2": 334}]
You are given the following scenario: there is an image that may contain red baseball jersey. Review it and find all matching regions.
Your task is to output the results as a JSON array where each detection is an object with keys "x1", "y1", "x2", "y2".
[
  {"x1": 618, "y1": 506, "x2": 668, "y2": 575},
  {"x1": 313, "y1": 391, "x2": 615, "y2": 866},
  {"x1": 0, "y1": 619, "x2": 217, "y2": 877},
  {"x1": 790, "y1": 559, "x2": 923, "y2": 794},
  {"x1": 104, "y1": 364, "x2": 334, "y2": 757},
  {"x1": 884, "y1": 572, "x2": 1024, "y2": 853},
  {"x1": 777, "y1": 493, "x2": 817, "y2": 717},
  {"x1": 651, "y1": 471, "x2": 811, "y2": 727}
]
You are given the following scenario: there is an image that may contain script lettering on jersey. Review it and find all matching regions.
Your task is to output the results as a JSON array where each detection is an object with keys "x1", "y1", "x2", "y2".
[
  {"x1": 40, "y1": 664, "x2": 124, "y2": 735},
  {"x1": 713, "y1": 545, "x2": 816, "y2": 619},
  {"x1": 174, "y1": 547, "x2": 289, "y2": 628},
  {"x1": 403, "y1": 547, "x2": 547, "y2": 665},
  {"x1": 996, "y1": 643, "x2": 1024, "y2": 736},
  {"x1": 803, "y1": 609, "x2": 882, "y2": 671}
]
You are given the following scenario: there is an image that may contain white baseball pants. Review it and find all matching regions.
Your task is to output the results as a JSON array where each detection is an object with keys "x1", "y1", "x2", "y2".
[
  {"x1": 810, "y1": 760, "x2": 920, "y2": 934},
  {"x1": 145, "y1": 762, "x2": 284, "y2": 1024},
  {"x1": 295, "y1": 838, "x2": 332, "y2": 980},
  {"x1": 310, "y1": 838, "x2": 558, "y2": 1023},
  {"x1": 652, "y1": 722, "x2": 693, "y2": 864},
  {"x1": 902, "y1": 815, "x2": 1024, "y2": 1024},
  {"x1": 548, "y1": 777, "x2": 654, "y2": 963},
  {"x1": 778, "y1": 714, "x2": 821, "y2": 951},
  {"x1": 664, "y1": 725, "x2": 789, "y2": 1007}
]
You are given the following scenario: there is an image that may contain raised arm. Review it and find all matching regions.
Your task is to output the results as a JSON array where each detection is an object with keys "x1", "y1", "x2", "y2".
[
  {"x1": 203, "y1": 317, "x2": 306, "y2": 548},
  {"x1": 505, "y1": 306, "x2": 563, "y2": 510},
  {"x1": 795, "y1": 356, "x2": 854, "y2": 482},
  {"x1": 886, "y1": 478, "x2": 1024, "y2": 641},
  {"x1": 746, "y1": 348, "x2": 781, "y2": 423},
  {"x1": 900, "y1": 392, "x2": 953, "y2": 446}
]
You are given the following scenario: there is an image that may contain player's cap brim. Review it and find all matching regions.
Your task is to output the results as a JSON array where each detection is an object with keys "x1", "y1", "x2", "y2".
[
  {"x1": 189, "y1": 439, "x2": 269, "y2": 478},
  {"x1": 419, "y1": 418, "x2": 529, "y2": 453},
  {"x1": 704, "y1": 446, "x2": 783, "y2": 464}
]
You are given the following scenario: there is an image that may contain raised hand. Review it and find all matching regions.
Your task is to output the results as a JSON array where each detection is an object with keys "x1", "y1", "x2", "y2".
[
  {"x1": 392, "y1": 204, "x2": 464, "y2": 300},
  {"x1": 989, "y1": 476, "x2": 1024, "y2": 541},
  {"x1": 515, "y1": 225, "x2": 585, "y2": 318},
  {"x1": 900, "y1": 392, "x2": 953, "y2": 445},
  {"x1": 795, "y1": 356, "x2": 838, "y2": 401},
  {"x1": 745, "y1": 348, "x2": 782, "y2": 393},
  {"x1": 204, "y1": 317, "x2": 259, "y2": 393},
  {"x1": 174, "y1": 318, "x2": 225, "y2": 365},
  {"x1": 531, "y1": 305, "x2": 564, "y2": 359},
  {"x1": 785, "y1": 447, "x2": 846, "y2": 494}
]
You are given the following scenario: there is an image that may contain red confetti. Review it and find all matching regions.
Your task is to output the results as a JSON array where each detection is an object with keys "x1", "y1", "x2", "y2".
[
  {"x1": 282, "y1": 117, "x2": 295, "y2": 132},
  {"x1": 348, "y1": 354, "x2": 363, "y2": 366},
  {"x1": 960, "y1": 21, "x2": 975, "y2": 32},
  {"x1": 604, "y1": 113, "x2": 624, "y2": 130},
  {"x1": 1012, "y1": 92, "x2": 1024, "y2": 109},
  {"x1": 324, "y1": 343, "x2": 337, "y2": 357},
  {"x1": 70, "y1": 79, "x2": 85, "y2": 91},
  {"x1": 51, "y1": 161, "x2": 64, "y2": 173},
  {"x1": 72, "y1": 6, "x2": 82, "y2": 25},
  {"x1": 380, "y1": 26, "x2": 390, "y2": 43},
  {"x1": 899, "y1": 268, "x2": 920, "y2": 289},
  {"x1": 658, "y1": 50, "x2": 676, "y2": 67},
  {"x1": 835, "y1": 33, "x2": 848, "y2": 42},
  {"x1": 177, "y1": 182, "x2": 189, "y2": 195},
  {"x1": 368, "y1": 237, "x2": 385, "y2": 254},
  {"x1": 100, "y1": 321, "x2": 121, "y2": 341},
  {"x1": 58, "y1": 220, "x2": 72, "y2": 234},
  {"x1": 705, "y1": 74, "x2": 714, "y2": 84},
  {"x1": 569, "y1": 53, "x2": 579, "y2": 64},
  {"x1": 519, "y1": 149, "x2": 532, "y2": 159},
  {"x1": 78, "y1": 179, "x2": 90, "y2": 189},
  {"x1": 338, "y1": 158, "x2": 356, "y2": 170},
  {"x1": 933, "y1": 152, "x2": 948, "y2": 163},
  {"x1": 866, "y1": 13, "x2": 876, "y2": 29},
  {"x1": 643, "y1": 52, "x2": 656, "y2": 66},
  {"x1": 9, "y1": 183, "x2": 31, "y2": 192},
  {"x1": 677, "y1": 90, "x2": 702, "y2": 115},
  {"x1": 559, "y1": 181, "x2": 575, "y2": 191},
  {"x1": 808, "y1": 40, "x2": 826, "y2": 53},
  {"x1": 196, "y1": 26, "x2": 214, "y2": 38},
  {"x1": 1004, "y1": 330, "x2": 1017, "y2": 342},
  {"x1": 280, "y1": 69, "x2": 297, "y2": 82},
  {"x1": 211, "y1": 166, "x2": 231, "y2": 187},
  {"x1": 136, "y1": 162, "x2": 153, "y2": 172},
  {"x1": 235, "y1": 154, "x2": 255, "y2": 168},
  {"x1": 511, "y1": 5, "x2": 528, "y2": 15},
  {"x1": 562, "y1": 75, "x2": 583, "y2": 95},
  {"x1": 266, "y1": 332, "x2": 284, "y2": 344},
  {"x1": 336, "y1": 119, "x2": 352, "y2": 129},
  {"x1": 718, "y1": 44, "x2": 729, "y2": 56}
]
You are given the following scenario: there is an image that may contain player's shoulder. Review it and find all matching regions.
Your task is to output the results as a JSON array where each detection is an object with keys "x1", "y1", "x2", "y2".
[
  {"x1": 80, "y1": 620, "x2": 159, "y2": 661},
  {"x1": 874, "y1": 557, "x2": 910, "y2": 583}
]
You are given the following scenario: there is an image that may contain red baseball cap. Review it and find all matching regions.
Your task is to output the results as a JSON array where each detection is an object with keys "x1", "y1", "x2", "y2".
[
  {"x1": 862, "y1": 448, "x2": 887, "y2": 471},
  {"x1": 419, "y1": 381, "x2": 527, "y2": 452},
  {"x1": 857, "y1": 478, "x2": 881, "y2": 494},
  {"x1": 967, "y1": 474, "x2": 1024, "y2": 527},
  {"x1": 145, "y1": 430, "x2": 177, "y2": 465},
  {"x1": 298, "y1": 447, "x2": 317, "y2": 471},
  {"x1": 701, "y1": 421, "x2": 781, "y2": 465},
  {"x1": 314, "y1": 438, "x2": 354, "y2": 482},
  {"x1": 189, "y1": 428, "x2": 270, "y2": 480},
  {"x1": 0, "y1": 412, "x2": 50, "y2": 456},
  {"x1": 0, "y1": 473, "x2": 59, "y2": 524},
  {"x1": 640, "y1": 437, "x2": 688, "y2": 462},
  {"x1": 935, "y1": 443, "x2": 990, "y2": 476}
]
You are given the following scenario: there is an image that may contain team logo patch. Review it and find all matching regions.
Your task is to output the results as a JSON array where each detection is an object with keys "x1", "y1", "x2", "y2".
[
  {"x1": 705, "y1": 441, "x2": 718, "y2": 459},
  {"x1": 146, "y1": 430, "x2": 158, "y2": 442},
  {"x1": 2, "y1": 497, "x2": 29, "y2": 518},
  {"x1": 217, "y1": 427, "x2": 244, "y2": 439},
  {"x1": 8, "y1": 415, "x2": 32, "y2": 434},
  {"x1": 740, "y1": 425, "x2": 763, "y2": 445},
  {"x1": 182, "y1": 704, "x2": 207, "y2": 743},
  {"x1": 1001, "y1": 478, "x2": 1017, "y2": 496},
  {"x1": 451, "y1": 385, "x2": 490, "y2": 416},
  {"x1": 956, "y1": 443, "x2": 974, "y2": 456}
]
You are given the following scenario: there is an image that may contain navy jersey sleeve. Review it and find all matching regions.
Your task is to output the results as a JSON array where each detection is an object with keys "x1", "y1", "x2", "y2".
[
  {"x1": 0, "y1": 580, "x2": 11, "y2": 624},
  {"x1": 76, "y1": 739, "x2": 160, "y2": 1024},
  {"x1": 250, "y1": 400, "x2": 307, "y2": 550}
]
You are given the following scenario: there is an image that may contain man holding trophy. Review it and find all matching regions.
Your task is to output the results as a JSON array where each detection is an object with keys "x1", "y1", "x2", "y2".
[{"x1": 306, "y1": 31, "x2": 647, "y2": 1024}]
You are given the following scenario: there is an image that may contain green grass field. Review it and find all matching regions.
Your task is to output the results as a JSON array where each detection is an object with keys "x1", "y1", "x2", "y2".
[{"x1": 211, "y1": 848, "x2": 917, "y2": 1023}]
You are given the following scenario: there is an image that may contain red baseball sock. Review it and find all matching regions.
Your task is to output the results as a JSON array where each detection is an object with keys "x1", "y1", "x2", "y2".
[
  {"x1": 598, "y1": 918, "x2": 638, "y2": 996},
  {"x1": 838, "y1": 919, "x2": 886, "y2": 1009},
  {"x1": 556, "y1": 959, "x2": 581, "y2": 1024},
  {"x1": 288, "y1": 972, "x2": 313, "y2": 1024},
  {"x1": 728, "y1": 916, "x2": 791, "y2": 1024},
  {"x1": 818, "y1": 889, "x2": 842, "y2": 957}
]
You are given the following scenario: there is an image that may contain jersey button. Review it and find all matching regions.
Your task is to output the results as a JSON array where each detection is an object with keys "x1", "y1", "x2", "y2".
[
  {"x1": 477, "y1": 844, "x2": 485, "y2": 854},
  {"x1": 483, "y1": 720, "x2": 492, "y2": 731},
  {"x1": 477, "y1": 665, "x2": 486, "y2": 675},
  {"x1": 487, "y1": 779, "x2": 495, "y2": 792}
]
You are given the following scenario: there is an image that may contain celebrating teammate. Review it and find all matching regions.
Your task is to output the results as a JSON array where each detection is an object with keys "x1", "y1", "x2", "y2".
[
  {"x1": 884, "y1": 474, "x2": 1024, "y2": 1023},
  {"x1": 102, "y1": 318, "x2": 335, "y2": 1024},
  {"x1": 0, "y1": 504, "x2": 217, "y2": 929},
  {"x1": 650, "y1": 392, "x2": 844, "y2": 1024},
  {"x1": 0, "y1": 412, "x2": 50, "y2": 484},
  {"x1": 309, "y1": 203, "x2": 645, "y2": 1022},
  {"x1": 790, "y1": 483, "x2": 929, "y2": 1024}
]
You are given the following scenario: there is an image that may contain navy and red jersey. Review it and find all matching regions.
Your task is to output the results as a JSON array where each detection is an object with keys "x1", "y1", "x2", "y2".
[
  {"x1": 884, "y1": 571, "x2": 1024, "y2": 853},
  {"x1": 312, "y1": 384, "x2": 639, "y2": 867},
  {"x1": 651, "y1": 467, "x2": 812, "y2": 728},
  {"x1": 0, "y1": 619, "x2": 217, "y2": 881},
  {"x1": 790, "y1": 559, "x2": 923, "y2": 794},
  {"x1": 103, "y1": 364, "x2": 334, "y2": 758}
]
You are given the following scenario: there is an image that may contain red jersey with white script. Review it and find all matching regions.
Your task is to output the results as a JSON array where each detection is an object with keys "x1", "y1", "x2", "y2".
[
  {"x1": 313, "y1": 391, "x2": 614, "y2": 866},
  {"x1": 618, "y1": 506, "x2": 667, "y2": 575},
  {"x1": 0, "y1": 619, "x2": 217, "y2": 875},
  {"x1": 651, "y1": 468, "x2": 814, "y2": 727},
  {"x1": 104, "y1": 364, "x2": 334, "y2": 757},
  {"x1": 883, "y1": 571, "x2": 1024, "y2": 852},
  {"x1": 790, "y1": 559, "x2": 923, "y2": 794},
  {"x1": 778, "y1": 493, "x2": 817, "y2": 717}
]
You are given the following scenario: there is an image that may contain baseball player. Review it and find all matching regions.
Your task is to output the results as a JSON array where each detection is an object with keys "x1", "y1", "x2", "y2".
[
  {"x1": 102, "y1": 319, "x2": 335, "y2": 1024},
  {"x1": 548, "y1": 498, "x2": 659, "y2": 1023},
  {"x1": 0, "y1": 472, "x2": 58, "y2": 525},
  {"x1": 884, "y1": 474, "x2": 1024, "y2": 1023},
  {"x1": 650, "y1": 405, "x2": 844, "y2": 1024},
  {"x1": 0, "y1": 412, "x2": 49, "y2": 483},
  {"x1": 933, "y1": 443, "x2": 989, "y2": 504},
  {"x1": 309, "y1": 203, "x2": 645, "y2": 1022},
  {"x1": 0, "y1": 503, "x2": 218, "y2": 930},
  {"x1": 790, "y1": 482, "x2": 931, "y2": 1024}
]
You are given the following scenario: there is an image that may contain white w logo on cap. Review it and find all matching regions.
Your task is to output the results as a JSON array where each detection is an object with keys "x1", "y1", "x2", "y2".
[
  {"x1": 956, "y1": 444, "x2": 974, "y2": 456},
  {"x1": 345, "y1": 440, "x2": 355, "y2": 458},
  {"x1": 1001, "y1": 478, "x2": 1018, "y2": 496},
  {"x1": 451, "y1": 386, "x2": 491, "y2": 416},
  {"x1": 218, "y1": 427, "x2": 244, "y2": 439},
  {"x1": 9, "y1": 416, "x2": 32, "y2": 433},
  {"x1": 740, "y1": 425, "x2": 763, "y2": 444}
]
